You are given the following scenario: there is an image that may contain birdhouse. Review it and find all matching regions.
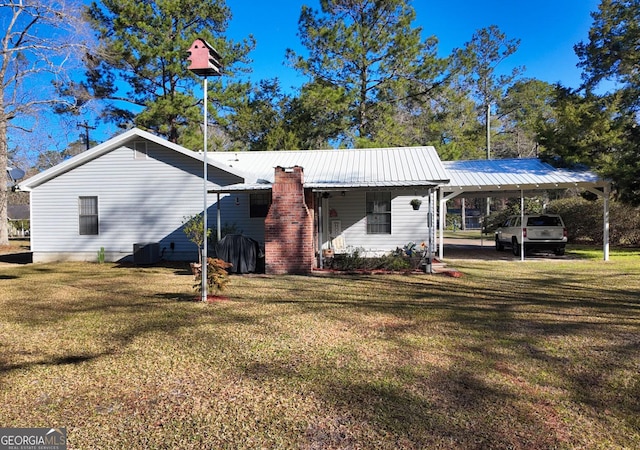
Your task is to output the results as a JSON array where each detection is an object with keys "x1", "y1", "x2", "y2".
[{"x1": 187, "y1": 38, "x2": 223, "y2": 77}]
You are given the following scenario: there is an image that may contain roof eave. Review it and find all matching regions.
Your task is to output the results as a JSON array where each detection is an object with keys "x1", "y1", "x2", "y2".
[{"x1": 18, "y1": 128, "x2": 247, "y2": 190}]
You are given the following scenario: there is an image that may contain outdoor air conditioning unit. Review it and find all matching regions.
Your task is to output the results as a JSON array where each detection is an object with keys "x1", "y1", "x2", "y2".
[{"x1": 133, "y1": 242, "x2": 160, "y2": 265}]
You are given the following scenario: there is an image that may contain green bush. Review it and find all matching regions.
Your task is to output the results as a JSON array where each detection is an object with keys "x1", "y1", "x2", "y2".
[
  {"x1": 547, "y1": 197, "x2": 640, "y2": 246},
  {"x1": 329, "y1": 252, "x2": 418, "y2": 271}
]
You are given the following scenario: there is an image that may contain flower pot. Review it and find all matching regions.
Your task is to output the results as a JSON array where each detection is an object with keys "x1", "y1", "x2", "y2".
[{"x1": 190, "y1": 262, "x2": 201, "y2": 277}]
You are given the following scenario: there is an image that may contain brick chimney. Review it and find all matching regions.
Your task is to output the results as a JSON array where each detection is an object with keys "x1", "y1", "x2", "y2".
[{"x1": 264, "y1": 166, "x2": 315, "y2": 274}]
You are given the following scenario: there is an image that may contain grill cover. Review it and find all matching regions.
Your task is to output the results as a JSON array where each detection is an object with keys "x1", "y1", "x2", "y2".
[{"x1": 215, "y1": 234, "x2": 263, "y2": 274}]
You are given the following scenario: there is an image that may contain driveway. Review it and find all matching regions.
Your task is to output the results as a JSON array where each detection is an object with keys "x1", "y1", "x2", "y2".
[{"x1": 441, "y1": 237, "x2": 576, "y2": 261}]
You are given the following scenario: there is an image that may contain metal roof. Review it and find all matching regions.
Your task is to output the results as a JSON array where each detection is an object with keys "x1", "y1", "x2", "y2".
[
  {"x1": 207, "y1": 146, "x2": 449, "y2": 192},
  {"x1": 442, "y1": 158, "x2": 606, "y2": 196}
]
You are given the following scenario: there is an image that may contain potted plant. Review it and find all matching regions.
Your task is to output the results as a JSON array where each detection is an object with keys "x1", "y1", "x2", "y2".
[{"x1": 410, "y1": 198, "x2": 422, "y2": 210}]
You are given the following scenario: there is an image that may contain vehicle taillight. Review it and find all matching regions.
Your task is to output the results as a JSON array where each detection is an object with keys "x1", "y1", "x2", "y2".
[
  {"x1": 563, "y1": 227, "x2": 567, "y2": 238},
  {"x1": 523, "y1": 227, "x2": 527, "y2": 238}
]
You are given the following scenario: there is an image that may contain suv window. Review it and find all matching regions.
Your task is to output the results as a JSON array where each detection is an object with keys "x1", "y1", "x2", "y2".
[{"x1": 526, "y1": 216, "x2": 562, "y2": 227}]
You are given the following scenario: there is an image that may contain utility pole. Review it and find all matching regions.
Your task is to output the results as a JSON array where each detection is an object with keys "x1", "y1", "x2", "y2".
[{"x1": 77, "y1": 121, "x2": 96, "y2": 150}]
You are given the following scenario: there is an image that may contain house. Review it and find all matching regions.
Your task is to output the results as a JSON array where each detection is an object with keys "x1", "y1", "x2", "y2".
[
  {"x1": 19, "y1": 129, "x2": 244, "y2": 264},
  {"x1": 18, "y1": 128, "x2": 449, "y2": 272},
  {"x1": 7, "y1": 204, "x2": 30, "y2": 238},
  {"x1": 19, "y1": 128, "x2": 611, "y2": 270}
]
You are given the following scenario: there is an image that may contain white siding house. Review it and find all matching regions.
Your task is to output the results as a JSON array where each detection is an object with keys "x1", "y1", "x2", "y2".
[
  {"x1": 19, "y1": 128, "x2": 450, "y2": 265},
  {"x1": 20, "y1": 129, "x2": 244, "y2": 263}
]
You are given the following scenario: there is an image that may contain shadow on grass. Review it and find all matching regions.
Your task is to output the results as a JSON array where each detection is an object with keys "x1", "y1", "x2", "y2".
[
  {"x1": 155, "y1": 292, "x2": 199, "y2": 302},
  {"x1": 0, "y1": 351, "x2": 113, "y2": 374},
  {"x1": 1, "y1": 262, "x2": 638, "y2": 447},
  {"x1": 114, "y1": 260, "x2": 193, "y2": 276},
  {"x1": 0, "y1": 252, "x2": 32, "y2": 264}
]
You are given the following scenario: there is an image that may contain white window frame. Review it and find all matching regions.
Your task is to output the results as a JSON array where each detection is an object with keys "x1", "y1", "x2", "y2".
[
  {"x1": 79, "y1": 196, "x2": 99, "y2": 235},
  {"x1": 366, "y1": 192, "x2": 391, "y2": 234}
]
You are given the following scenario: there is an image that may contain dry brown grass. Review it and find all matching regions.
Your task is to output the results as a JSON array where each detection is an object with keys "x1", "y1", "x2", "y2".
[{"x1": 1, "y1": 255, "x2": 639, "y2": 449}]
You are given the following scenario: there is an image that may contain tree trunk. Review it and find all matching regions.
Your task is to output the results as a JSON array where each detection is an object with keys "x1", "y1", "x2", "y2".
[{"x1": 0, "y1": 108, "x2": 9, "y2": 246}]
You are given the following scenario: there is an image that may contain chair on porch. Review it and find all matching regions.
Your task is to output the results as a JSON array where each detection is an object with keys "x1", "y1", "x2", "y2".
[{"x1": 331, "y1": 235, "x2": 353, "y2": 255}]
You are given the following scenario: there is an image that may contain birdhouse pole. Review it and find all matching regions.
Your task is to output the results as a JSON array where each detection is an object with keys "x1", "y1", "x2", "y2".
[{"x1": 187, "y1": 38, "x2": 223, "y2": 302}]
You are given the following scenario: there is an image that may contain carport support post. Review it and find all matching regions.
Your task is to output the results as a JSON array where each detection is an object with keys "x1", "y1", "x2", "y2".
[
  {"x1": 438, "y1": 189, "x2": 445, "y2": 260},
  {"x1": 586, "y1": 185, "x2": 611, "y2": 262},
  {"x1": 426, "y1": 190, "x2": 433, "y2": 274}
]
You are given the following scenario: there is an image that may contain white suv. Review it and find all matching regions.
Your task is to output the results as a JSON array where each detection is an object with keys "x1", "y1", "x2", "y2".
[{"x1": 495, "y1": 214, "x2": 567, "y2": 256}]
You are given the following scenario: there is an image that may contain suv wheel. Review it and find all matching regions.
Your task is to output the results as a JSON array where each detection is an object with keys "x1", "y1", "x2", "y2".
[
  {"x1": 495, "y1": 238, "x2": 504, "y2": 251},
  {"x1": 512, "y1": 238, "x2": 520, "y2": 256}
]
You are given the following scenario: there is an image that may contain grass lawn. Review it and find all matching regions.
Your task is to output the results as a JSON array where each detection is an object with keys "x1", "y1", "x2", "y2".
[{"x1": 1, "y1": 253, "x2": 639, "y2": 449}]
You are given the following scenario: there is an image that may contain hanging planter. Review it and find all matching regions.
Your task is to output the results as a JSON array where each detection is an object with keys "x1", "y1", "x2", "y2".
[{"x1": 410, "y1": 198, "x2": 422, "y2": 210}]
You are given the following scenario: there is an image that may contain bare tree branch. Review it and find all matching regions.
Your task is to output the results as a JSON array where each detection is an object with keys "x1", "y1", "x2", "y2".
[{"x1": 1, "y1": 0, "x2": 91, "y2": 245}]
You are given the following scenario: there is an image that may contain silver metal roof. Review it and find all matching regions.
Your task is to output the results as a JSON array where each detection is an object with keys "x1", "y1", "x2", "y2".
[
  {"x1": 207, "y1": 146, "x2": 449, "y2": 192},
  {"x1": 442, "y1": 158, "x2": 606, "y2": 195}
]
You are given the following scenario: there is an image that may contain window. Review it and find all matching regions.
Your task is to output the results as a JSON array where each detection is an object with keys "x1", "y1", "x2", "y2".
[
  {"x1": 79, "y1": 196, "x2": 99, "y2": 235},
  {"x1": 527, "y1": 216, "x2": 562, "y2": 227},
  {"x1": 366, "y1": 192, "x2": 391, "y2": 234},
  {"x1": 250, "y1": 192, "x2": 271, "y2": 218},
  {"x1": 134, "y1": 141, "x2": 147, "y2": 160}
]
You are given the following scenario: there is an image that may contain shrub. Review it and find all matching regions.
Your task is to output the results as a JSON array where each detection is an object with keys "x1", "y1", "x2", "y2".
[
  {"x1": 547, "y1": 197, "x2": 640, "y2": 246},
  {"x1": 329, "y1": 252, "x2": 417, "y2": 271},
  {"x1": 194, "y1": 257, "x2": 233, "y2": 295},
  {"x1": 97, "y1": 247, "x2": 105, "y2": 264}
]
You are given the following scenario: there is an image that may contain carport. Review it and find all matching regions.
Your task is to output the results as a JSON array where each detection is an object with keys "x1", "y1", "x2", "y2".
[{"x1": 437, "y1": 158, "x2": 611, "y2": 261}]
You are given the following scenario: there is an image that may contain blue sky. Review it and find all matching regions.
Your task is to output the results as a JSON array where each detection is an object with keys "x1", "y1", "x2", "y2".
[
  {"x1": 11, "y1": 0, "x2": 604, "y2": 156},
  {"x1": 226, "y1": 0, "x2": 601, "y2": 90}
]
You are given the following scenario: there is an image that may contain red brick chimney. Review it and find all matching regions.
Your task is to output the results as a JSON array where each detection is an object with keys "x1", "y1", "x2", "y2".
[{"x1": 264, "y1": 166, "x2": 315, "y2": 274}]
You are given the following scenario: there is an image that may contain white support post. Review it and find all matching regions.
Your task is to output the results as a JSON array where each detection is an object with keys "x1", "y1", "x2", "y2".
[
  {"x1": 586, "y1": 185, "x2": 611, "y2": 262},
  {"x1": 438, "y1": 188, "x2": 445, "y2": 260},
  {"x1": 426, "y1": 189, "x2": 433, "y2": 274},
  {"x1": 520, "y1": 190, "x2": 525, "y2": 261}
]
